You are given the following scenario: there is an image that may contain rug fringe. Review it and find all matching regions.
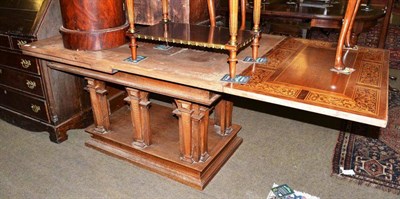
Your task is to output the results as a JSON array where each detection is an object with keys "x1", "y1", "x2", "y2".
[{"x1": 331, "y1": 171, "x2": 400, "y2": 195}]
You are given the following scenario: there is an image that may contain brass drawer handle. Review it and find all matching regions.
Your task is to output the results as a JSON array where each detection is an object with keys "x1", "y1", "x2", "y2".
[
  {"x1": 20, "y1": 59, "x2": 31, "y2": 69},
  {"x1": 0, "y1": 69, "x2": 2, "y2": 74},
  {"x1": 26, "y1": 80, "x2": 37, "y2": 89},
  {"x1": 16, "y1": 40, "x2": 28, "y2": 48},
  {"x1": 31, "y1": 104, "x2": 41, "y2": 113}
]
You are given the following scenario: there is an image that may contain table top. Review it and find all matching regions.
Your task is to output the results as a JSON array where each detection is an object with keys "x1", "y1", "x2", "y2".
[
  {"x1": 22, "y1": 35, "x2": 388, "y2": 127},
  {"x1": 225, "y1": 38, "x2": 389, "y2": 127},
  {"x1": 22, "y1": 34, "x2": 284, "y2": 91}
]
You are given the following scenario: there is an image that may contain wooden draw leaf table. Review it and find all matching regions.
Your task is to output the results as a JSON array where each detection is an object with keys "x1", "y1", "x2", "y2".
[{"x1": 22, "y1": 33, "x2": 389, "y2": 189}]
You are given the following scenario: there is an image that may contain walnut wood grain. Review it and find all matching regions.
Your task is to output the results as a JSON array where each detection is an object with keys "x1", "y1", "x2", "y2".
[{"x1": 59, "y1": 0, "x2": 128, "y2": 50}]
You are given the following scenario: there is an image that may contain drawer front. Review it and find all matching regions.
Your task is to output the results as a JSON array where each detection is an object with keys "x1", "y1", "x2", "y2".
[
  {"x1": 0, "y1": 49, "x2": 39, "y2": 74},
  {"x1": 11, "y1": 37, "x2": 35, "y2": 50},
  {"x1": 0, "y1": 86, "x2": 49, "y2": 122},
  {"x1": 0, "y1": 66, "x2": 44, "y2": 97},
  {"x1": 0, "y1": 34, "x2": 10, "y2": 49}
]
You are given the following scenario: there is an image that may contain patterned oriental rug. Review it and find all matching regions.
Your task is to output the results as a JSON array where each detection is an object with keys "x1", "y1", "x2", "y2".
[{"x1": 332, "y1": 91, "x2": 400, "y2": 194}]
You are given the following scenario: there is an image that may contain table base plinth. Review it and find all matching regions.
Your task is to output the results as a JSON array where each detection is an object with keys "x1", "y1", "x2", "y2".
[{"x1": 84, "y1": 103, "x2": 242, "y2": 190}]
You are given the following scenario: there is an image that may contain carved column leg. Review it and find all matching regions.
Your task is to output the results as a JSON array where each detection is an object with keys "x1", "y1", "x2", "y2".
[
  {"x1": 125, "y1": 0, "x2": 137, "y2": 60},
  {"x1": 228, "y1": 0, "x2": 239, "y2": 78},
  {"x1": 124, "y1": 88, "x2": 151, "y2": 148},
  {"x1": 334, "y1": 0, "x2": 359, "y2": 70},
  {"x1": 162, "y1": 0, "x2": 169, "y2": 22},
  {"x1": 252, "y1": 0, "x2": 262, "y2": 59},
  {"x1": 192, "y1": 105, "x2": 210, "y2": 162},
  {"x1": 344, "y1": 0, "x2": 362, "y2": 48},
  {"x1": 86, "y1": 78, "x2": 110, "y2": 133},
  {"x1": 174, "y1": 100, "x2": 210, "y2": 163},
  {"x1": 214, "y1": 99, "x2": 233, "y2": 136}
]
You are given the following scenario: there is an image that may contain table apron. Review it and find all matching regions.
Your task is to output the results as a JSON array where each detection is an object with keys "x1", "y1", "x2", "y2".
[{"x1": 46, "y1": 62, "x2": 221, "y2": 106}]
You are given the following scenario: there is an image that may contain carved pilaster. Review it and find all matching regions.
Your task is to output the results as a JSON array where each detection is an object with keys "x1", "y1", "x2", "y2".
[
  {"x1": 124, "y1": 88, "x2": 151, "y2": 148},
  {"x1": 214, "y1": 99, "x2": 233, "y2": 136},
  {"x1": 173, "y1": 100, "x2": 210, "y2": 163},
  {"x1": 85, "y1": 78, "x2": 110, "y2": 133},
  {"x1": 192, "y1": 105, "x2": 210, "y2": 162}
]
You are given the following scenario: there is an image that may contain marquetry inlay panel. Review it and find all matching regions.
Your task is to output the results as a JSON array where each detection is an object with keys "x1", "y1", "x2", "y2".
[
  {"x1": 357, "y1": 61, "x2": 382, "y2": 88},
  {"x1": 229, "y1": 38, "x2": 389, "y2": 127}
]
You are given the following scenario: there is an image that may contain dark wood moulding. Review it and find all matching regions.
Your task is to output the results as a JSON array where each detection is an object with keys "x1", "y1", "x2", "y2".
[{"x1": 59, "y1": 0, "x2": 128, "y2": 50}]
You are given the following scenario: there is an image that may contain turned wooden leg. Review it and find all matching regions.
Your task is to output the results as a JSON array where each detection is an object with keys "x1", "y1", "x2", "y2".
[
  {"x1": 174, "y1": 100, "x2": 210, "y2": 163},
  {"x1": 86, "y1": 78, "x2": 110, "y2": 133},
  {"x1": 214, "y1": 99, "x2": 233, "y2": 136},
  {"x1": 344, "y1": 0, "x2": 362, "y2": 48},
  {"x1": 228, "y1": 50, "x2": 238, "y2": 78},
  {"x1": 124, "y1": 88, "x2": 151, "y2": 148},
  {"x1": 207, "y1": 0, "x2": 216, "y2": 27},
  {"x1": 228, "y1": 0, "x2": 239, "y2": 78},
  {"x1": 129, "y1": 37, "x2": 138, "y2": 61},
  {"x1": 162, "y1": 0, "x2": 169, "y2": 22},
  {"x1": 334, "y1": 0, "x2": 360, "y2": 70},
  {"x1": 252, "y1": 36, "x2": 260, "y2": 60},
  {"x1": 208, "y1": 26, "x2": 215, "y2": 43},
  {"x1": 252, "y1": 0, "x2": 261, "y2": 59},
  {"x1": 125, "y1": 0, "x2": 137, "y2": 60},
  {"x1": 240, "y1": 0, "x2": 246, "y2": 30}
]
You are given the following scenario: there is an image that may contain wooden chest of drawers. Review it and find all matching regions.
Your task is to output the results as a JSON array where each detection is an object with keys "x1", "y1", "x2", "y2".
[{"x1": 0, "y1": 0, "x2": 93, "y2": 143}]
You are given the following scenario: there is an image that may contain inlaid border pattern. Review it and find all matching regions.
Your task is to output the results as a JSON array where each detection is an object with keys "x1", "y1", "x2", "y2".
[
  {"x1": 238, "y1": 82, "x2": 302, "y2": 98},
  {"x1": 258, "y1": 49, "x2": 295, "y2": 69},
  {"x1": 234, "y1": 38, "x2": 385, "y2": 117},
  {"x1": 361, "y1": 48, "x2": 384, "y2": 63},
  {"x1": 357, "y1": 61, "x2": 382, "y2": 88},
  {"x1": 279, "y1": 39, "x2": 305, "y2": 51},
  {"x1": 246, "y1": 68, "x2": 276, "y2": 83},
  {"x1": 304, "y1": 86, "x2": 379, "y2": 115},
  {"x1": 352, "y1": 86, "x2": 379, "y2": 115},
  {"x1": 304, "y1": 39, "x2": 336, "y2": 49}
]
